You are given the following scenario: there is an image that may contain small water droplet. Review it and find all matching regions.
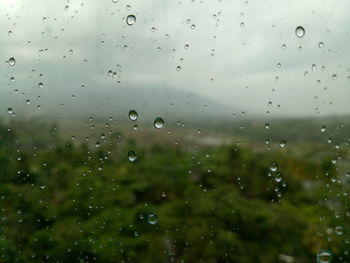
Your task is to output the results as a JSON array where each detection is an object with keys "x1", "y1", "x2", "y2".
[
  {"x1": 153, "y1": 117, "x2": 164, "y2": 129},
  {"x1": 8, "y1": 30, "x2": 12, "y2": 36},
  {"x1": 317, "y1": 250, "x2": 333, "y2": 263},
  {"x1": 38, "y1": 82, "x2": 44, "y2": 89},
  {"x1": 176, "y1": 66, "x2": 181, "y2": 72},
  {"x1": 147, "y1": 214, "x2": 158, "y2": 225},
  {"x1": 318, "y1": 42, "x2": 324, "y2": 48},
  {"x1": 8, "y1": 57, "x2": 16, "y2": 66},
  {"x1": 295, "y1": 26, "x2": 305, "y2": 38},
  {"x1": 321, "y1": 125, "x2": 326, "y2": 133},
  {"x1": 128, "y1": 110, "x2": 138, "y2": 121},
  {"x1": 126, "y1": 15, "x2": 136, "y2": 26},
  {"x1": 270, "y1": 162, "x2": 278, "y2": 172},
  {"x1": 128, "y1": 151, "x2": 137, "y2": 162},
  {"x1": 335, "y1": 226, "x2": 344, "y2": 235},
  {"x1": 332, "y1": 74, "x2": 337, "y2": 80},
  {"x1": 275, "y1": 172, "x2": 283, "y2": 182},
  {"x1": 7, "y1": 107, "x2": 13, "y2": 114},
  {"x1": 64, "y1": 5, "x2": 69, "y2": 11},
  {"x1": 280, "y1": 140, "x2": 286, "y2": 148}
]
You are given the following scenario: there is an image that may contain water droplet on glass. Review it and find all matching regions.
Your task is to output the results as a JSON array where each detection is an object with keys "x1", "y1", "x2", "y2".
[
  {"x1": 335, "y1": 226, "x2": 344, "y2": 235},
  {"x1": 270, "y1": 162, "x2": 278, "y2": 172},
  {"x1": 275, "y1": 172, "x2": 283, "y2": 182},
  {"x1": 8, "y1": 30, "x2": 12, "y2": 36},
  {"x1": 321, "y1": 125, "x2": 326, "y2": 133},
  {"x1": 126, "y1": 15, "x2": 136, "y2": 26},
  {"x1": 332, "y1": 74, "x2": 337, "y2": 80},
  {"x1": 318, "y1": 42, "x2": 324, "y2": 48},
  {"x1": 147, "y1": 214, "x2": 158, "y2": 225},
  {"x1": 280, "y1": 140, "x2": 286, "y2": 148},
  {"x1": 7, "y1": 107, "x2": 13, "y2": 114},
  {"x1": 8, "y1": 57, "x2": 16, "y2": 66},
  {"x1": 128, "y1": 110, "x2": 138, "y2": 121},
  {"x1": 317, "y1": 250, "x2": 333, "y2": 263},
  {"x1": 64, "y1": 5, "x2": 69, "y2": 11},
  {"x1": 153, "y1": 117, "x2": 164, "y2": 129},
  {"x1": 38, "y1": 82, "x2": 44, "y2": 89},
  {"x1": 176, "y1": 66, "x2": 181, "y2": 72},
  {"x1": 128, "y1": 151, "x2": 137, "y2": 162},
  {"x1": 295, "y1": 26, "x2": 305, "y2": 38}
]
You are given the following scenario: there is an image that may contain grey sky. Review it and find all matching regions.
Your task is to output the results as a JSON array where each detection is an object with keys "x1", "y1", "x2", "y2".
[{"x1": 1, "y1": 0, "x2": 350, "y2": 120}]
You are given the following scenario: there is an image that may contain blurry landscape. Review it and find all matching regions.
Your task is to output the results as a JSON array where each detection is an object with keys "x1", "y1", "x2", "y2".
[
  {"x1": 1, "y1": 0, "x2": 350, "y2": 262},
  {"x1": 0, "y1": 114, "x2": 349, "y2": 262}
]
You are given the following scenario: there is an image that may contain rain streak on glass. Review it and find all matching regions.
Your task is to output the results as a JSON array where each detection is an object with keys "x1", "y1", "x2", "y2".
[
  {"x1": 128, "y1": 110, "x2": 138, "y2": 121},
  {"x1": 295, "y1": 26, "x2": 305, "y2": 38},
  {"x1": 153, "y1": 117, "x2": 165, "y2": 129},
  {"x1": 127, "y1": 151, "x2": 137, "y2": 162},
  {"x1": 126, "y1": 15, "x2": 136, "y2": 26}
]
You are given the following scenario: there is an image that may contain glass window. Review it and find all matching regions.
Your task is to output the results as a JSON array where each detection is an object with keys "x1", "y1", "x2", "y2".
[{"x1": 1, "y1": 0, "x2": 349, "y2": 262}]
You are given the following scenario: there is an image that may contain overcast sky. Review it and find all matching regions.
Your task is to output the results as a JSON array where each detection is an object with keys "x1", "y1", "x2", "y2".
[{"x1": 1, "y1": 0, "x2": 350, "y2": 120}]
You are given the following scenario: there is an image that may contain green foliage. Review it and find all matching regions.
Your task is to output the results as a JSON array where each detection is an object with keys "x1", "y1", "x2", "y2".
[{"x1": 0, "y1": 121, "x2": 348, "y2": 263}]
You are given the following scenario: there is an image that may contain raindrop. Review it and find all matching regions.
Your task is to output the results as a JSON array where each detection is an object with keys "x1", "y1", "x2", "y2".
[
  {"x1": 128, "y1": 110, "x2": 138, "y2": 121},
  {"x1": 320, "y1": 125, "x2": 326, "y2": 133},
  {"x1": 8, "y1": 57, "x2": 16, "y2": 66},
  {"x1": 126, "y1": 15, "x2": 136, "y2": 26},
  {"x1": 270, "y1": 162, "x2": 278, "y2": 172},
  {"x1": 7, "y1": 107, "x2": 13, "y2": 114},
  {"x1": 147, "y1": 214, "x2": 158, "y2": 225},
  {"x1": 280, "y1": 140, "x2": 286, "y2": 148},
  {"x1": 38, "y1": 82, "x2": 44, "y2": 89},
  {"x1": 318, "y1": 42, "x2": 324, "y2": 48},
  {"x1": 176, "y1": 66, "x2": 181, "y2": 72},
  {"x1": 317, "y1": 250, "x2": 333, "y2": 263},
  {"x1": 275, "y1": 172, "x2": 283, "y2": 183},
  {"x1": 8, "y1": 30, "x2": 12, "y2": 36},
  {"x1": 332, "y1": 74, "x2": 337, "y2": 80},
  {"x1": 295, "y1": 26, "x2": 305, "y2": 38},
  {"x1": 128, "y1": 151, "x2": 137, "y2": 162},
  {"x1": 153, "y1": 117, "x2": 164, "y2": 129},
  {"x1": 335, "y1": 226, "x2": 344, "y2": 235},
  {"x1": 64, "y1": 5, "x2": 69, "y2": 11}
]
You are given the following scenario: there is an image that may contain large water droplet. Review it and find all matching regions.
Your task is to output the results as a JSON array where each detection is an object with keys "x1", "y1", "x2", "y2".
[
  {"x1": 317, "y1": 250, "x2": 333, "y2": 263},
  {"x1": 126, "y1": 15, "x2": 136, "y2": 26},
  {"x1": 127, "y1": 151, "x2": 137, "y2": 162},
  {"x1": 295, "y1": 26, "x2": 305, "y2": 38},
  {"x1": 128, "y1": 110, "x2": 138, "y2": 121},
  {"x1": 153, "y1": 117, "x2": 164, "y2": 129},
  {"x1": 147, "y1": 214, "x2": 158, "y2": 225},
  {"x1": 8, "y1": 57, "x2": 16, "y2": 66}
]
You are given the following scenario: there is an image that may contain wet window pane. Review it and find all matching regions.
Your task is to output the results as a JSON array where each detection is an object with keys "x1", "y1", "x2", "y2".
[{"x1": 1, "y1": 1, "x2": 349, "y2": 262}]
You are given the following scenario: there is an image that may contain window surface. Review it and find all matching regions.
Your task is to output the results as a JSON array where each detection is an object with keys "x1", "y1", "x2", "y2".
[{"x1": 1, "y1": 0, "x2": 349, "y2": 262}]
